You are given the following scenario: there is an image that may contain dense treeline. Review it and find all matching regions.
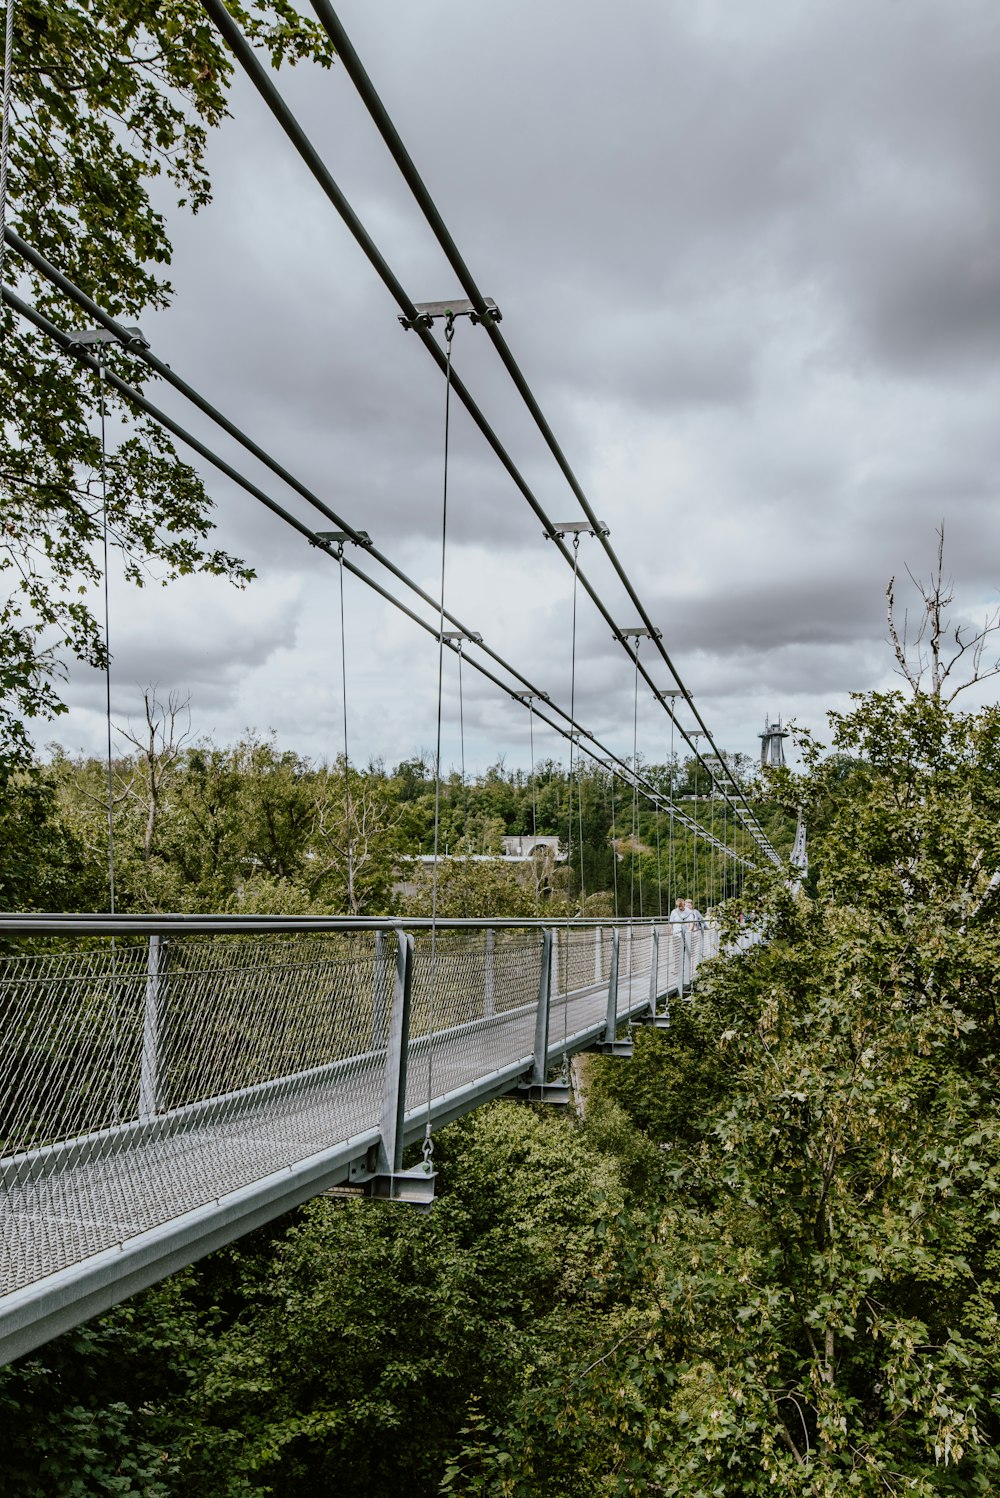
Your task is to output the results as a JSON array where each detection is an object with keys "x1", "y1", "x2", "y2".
[
  {"x1": 1, "y1": 725, "x2": 790, "y2": 917},
  {"x1": 4, "y1": 690, "x2": 1000, "y2": 1492}
]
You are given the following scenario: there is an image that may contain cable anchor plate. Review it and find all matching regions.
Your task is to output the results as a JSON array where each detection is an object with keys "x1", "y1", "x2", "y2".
[{"x1": 399, "y1": 296, "x2": 500, "y2": 331}]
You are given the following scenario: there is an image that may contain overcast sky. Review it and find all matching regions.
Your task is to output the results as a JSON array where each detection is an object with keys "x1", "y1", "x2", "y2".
[{"x1": 55, "y1": 0, "x2": 1000, "y2": 777}]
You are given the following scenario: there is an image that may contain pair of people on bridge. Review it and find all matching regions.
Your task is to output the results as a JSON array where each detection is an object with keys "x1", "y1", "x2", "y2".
[{"x1": 668, "y1": 896, "x2": 703, "y2": 932}]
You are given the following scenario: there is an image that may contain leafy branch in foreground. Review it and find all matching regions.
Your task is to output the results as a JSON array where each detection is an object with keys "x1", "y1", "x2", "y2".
[{"x1": 1, "y1": 1, "x2": 336, "y2": 769}]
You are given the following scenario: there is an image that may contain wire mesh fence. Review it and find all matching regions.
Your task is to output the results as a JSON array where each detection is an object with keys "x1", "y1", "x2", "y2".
[{"x1": 0, "y1": 917, "x2": 723, "y2": 1305}]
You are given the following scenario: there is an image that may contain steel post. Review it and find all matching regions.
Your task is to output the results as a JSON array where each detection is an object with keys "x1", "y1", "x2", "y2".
[
  {"x1": 516, "y1": 928, "x2": 569, "y2": 1104},
  {"x1": 648, "y1": 927, "x2": 660, "y2": 1014},
  {"x1": 531, "y1": 928, "x2": 553, "y2": 1086},
  {"x1": 377, "y1": 930, "x2": 414, "y2": 1176},
  {"x1": 138, "y1": 935, "x2": 164, "y2": 1121},
  {"x1": 605, "y1": 930, "x2": 620, "y2": 1041}
]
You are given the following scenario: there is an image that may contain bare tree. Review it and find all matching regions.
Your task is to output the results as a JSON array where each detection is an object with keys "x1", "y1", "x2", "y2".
[
  {"x1": 116, "y1": 688, "x2": 192, "y2": 860},
  {"x1": 886, "y1": 526, "x2": 1000, "y2": 704}
]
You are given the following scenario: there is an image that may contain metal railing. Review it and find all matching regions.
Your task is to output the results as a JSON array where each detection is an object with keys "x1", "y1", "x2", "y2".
[{"x1": 0, "y1": 913, "x2": 718, "y2": 1364}]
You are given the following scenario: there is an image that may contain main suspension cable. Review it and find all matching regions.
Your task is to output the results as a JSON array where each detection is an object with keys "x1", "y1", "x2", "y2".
[
  {"x1": 190, "y1": 0, "x2": 779, "y2": 865},
  {"x1": 303, "y1": 0, "x2": 778, "y2": 859}
]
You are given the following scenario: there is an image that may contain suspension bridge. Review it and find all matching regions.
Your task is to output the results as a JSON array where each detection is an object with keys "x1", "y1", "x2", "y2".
[{"x1": 0, "y1": 3, "x2": 786, "y2": 1367}]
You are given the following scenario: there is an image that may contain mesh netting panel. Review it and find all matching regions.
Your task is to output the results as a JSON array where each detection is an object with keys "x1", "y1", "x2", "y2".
[
  {"x1": 0, "y1": 944, "x2": 148, "y2": 1153},
  {"x1": 0, "y1": 921, "x2": 724, "y2": 1303},
  {"x1": 405, "y1": 930, "x2": 543, "y2": 1114},
  {"x1": 1, "y1": 933, "x2": 393, "y2": 1293}
]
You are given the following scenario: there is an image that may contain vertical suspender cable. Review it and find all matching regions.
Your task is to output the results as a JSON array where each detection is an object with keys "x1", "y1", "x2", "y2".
[
  {"x1": 425, "y1": 313, "x2": 457, "y2": 1156},
  {"x1": 668, "y1": 710, "x2": 676, "y2": 905},
  {"x1": 629, "y1": 640, "x2": 641, "y2": 922},
  {"x1": 576, "y1": 753, "x2": 586, "y2": 912},
  {"x1": 457, "y1": 642, "x2": 467, "y2": 844},
  {"x1": 97, "y1": 352, "x2": 116, "y2": 916},
  {"x1": 336, "y1": 543, "x2": 354, "y2": 911},
  {"x1": 654, "y1": 797, "x2": 663, "y2": 920},
  {"x1": 565, "y1": 534, "x2": 581, "y2": 915},
  {"x1": 525, "y1": 698, "x2": 539, "y2": 914},
  {"x1": 610, "y1": 770, "x2": 619, "y2": 919}
]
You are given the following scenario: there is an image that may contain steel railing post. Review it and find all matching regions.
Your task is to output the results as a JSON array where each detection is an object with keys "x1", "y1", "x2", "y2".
[
  {"x1": 516, "y1": 927, "x2": 569, "y2": 1104},
  {"x1": 377, "y1": 930, "x2": 414, "y2": 1176},
  {"x1": 485, "y1": 927, "x2": 495, "y2": 1019},
  {"x1": 531, "y1": 928, "x2": 554, "y2": 1087},
  {"x1": 138, "y1": 935, "x2": 164, "y2": 1121},
  {"x1": 648, "y1": 926, "x2": 660, "y2": 1016},
  {"x1": 605, "y1": 930, "x2": 620, "y2": 1043}
]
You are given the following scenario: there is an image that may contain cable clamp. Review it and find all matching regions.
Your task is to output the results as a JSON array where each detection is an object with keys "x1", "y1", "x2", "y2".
[
  {"x1": 68, "y1": 324, "x2": 149, "y2": 353},
  {"x1": 544, "y1": 520, "x2": 610, "y2": 541},
  {"x1": 441, "y1": 629, "x2": 482, "y2": 645},
  {"x1": 399, "y1": 296, "x2": 500, "y2": 333},
  {"x1": 316, "y1": 529, "x2": 372, "y2": 554}
]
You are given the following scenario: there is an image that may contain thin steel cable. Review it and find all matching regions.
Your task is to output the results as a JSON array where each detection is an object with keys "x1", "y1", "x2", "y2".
[
  {"x1": 97, "y1": 352, "x2": 116, "y2": 916},
  {"x1": 669, "y1": 708, "x2": 676, "y2": 904},
  {"x1": 0, "y1": 0, "x2": 13, "y2": 308},
  {"x1": 457, "y1": 642, "x2": 467, "y2": 846},
  {"x1": 565, "y1": 535, "x2": 581, "y2": 915},
  {"x1": 336, "y1": 545, "x2": 354, "y2": 912},
  {"x1": 425, "y1": 314, "x2": 457, "y2": 1149},
  {"x1": 610, "y1": 770, "x2": 619, "y2": 920},
  {"x1": 629, "y1": 640, "x2": 640, "y2": 922},
  {"x1": 576, "y1": 752, "x2": 586, "y2": 912},
  {"x1": 526, "y1": 696, "x2": 539, "y2": 914},
  {"x1": 654, "y1": 798, "x2": 663, "y2": 920}
]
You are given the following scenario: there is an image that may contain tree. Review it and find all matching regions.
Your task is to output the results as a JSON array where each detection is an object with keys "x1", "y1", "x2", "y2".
[
  {"x1": 569, "y1": 691, "x2": 1000, "y2": 1494},
  {"x1": 1, "y1": 0, "x2": 335, "y2": 770},
  {"x1": 116, "y1": 687, "x2": 192, "y2": 861},
  {"x1": 887, "y1": 525, "x2": 1000, "y2": 704}
]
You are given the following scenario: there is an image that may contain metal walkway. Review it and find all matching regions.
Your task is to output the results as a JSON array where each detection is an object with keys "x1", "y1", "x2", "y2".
[{"x1": 0, "y1": 914, "x2": 718, "y2": 1365}]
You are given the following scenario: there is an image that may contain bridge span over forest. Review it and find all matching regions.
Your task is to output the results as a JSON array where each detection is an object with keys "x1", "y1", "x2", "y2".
[{"x1": 0, "y1": 912, "x2": 732, "y2": 1365}]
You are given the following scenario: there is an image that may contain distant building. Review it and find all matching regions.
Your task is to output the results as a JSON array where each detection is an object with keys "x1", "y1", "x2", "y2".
[
  {"x1": 501, "y1": 835, "x2": 562, "y2": 860},
  {"x1": 392, "y1": 838, "x2": 564, "y2": 900}
]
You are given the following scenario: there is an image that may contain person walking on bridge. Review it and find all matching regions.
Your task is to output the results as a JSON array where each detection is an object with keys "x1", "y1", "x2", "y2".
[{"x1": 669, "y1": 895, "x2": 694, "y2": 994}]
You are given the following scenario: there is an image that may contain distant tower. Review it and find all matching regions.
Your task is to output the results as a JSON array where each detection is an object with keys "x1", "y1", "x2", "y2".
[{"x1": 759, "y1": 715, "x2": 789, "y2": 769}]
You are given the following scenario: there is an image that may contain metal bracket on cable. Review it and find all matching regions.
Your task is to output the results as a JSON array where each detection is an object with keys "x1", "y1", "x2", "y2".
[
  {"x1": 68, "y1": 324, "x2": 149, "y2": 352},
  {"x1": 513, "y1": 690, "x2": 550, "y2": 703},
  {"x1": 441, "y1": 629, "x2": 483, "y2": 645},
  {"x1": 544, "y1": 520, "x2": 609, "y2": 541},
  {"x1": 316, "y1": 528, "x2": 373, "y2": 553},
  {"x1": 399, "y1": 297, "x2": 501, "y2": 332},
  {"x1": 618, "y1": 626, "x2": 662, "y2": 642}
]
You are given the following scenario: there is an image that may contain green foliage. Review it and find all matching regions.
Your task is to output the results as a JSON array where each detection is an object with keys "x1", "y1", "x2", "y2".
[
  {"x1": 0, "y1": 1105, "x2": 628, "y2": 1498},
  {"x1": 1, "y1": 0, "x2": 335, "y2": 770}
]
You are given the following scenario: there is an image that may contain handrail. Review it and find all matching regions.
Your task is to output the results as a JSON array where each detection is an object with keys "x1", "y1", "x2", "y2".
[{"x1": 0, "y1": 912, "x2": 719, "y2": 936}]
